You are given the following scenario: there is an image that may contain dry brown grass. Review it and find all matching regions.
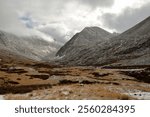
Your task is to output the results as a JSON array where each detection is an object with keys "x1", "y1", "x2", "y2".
[
  {"x1": 119, "y1": 94, "x2": 131, "y2": 100},
  {"x1": 1, "y1": 61, "x2": 149, "y2": 100},
  {"x1": 4, "y1": 94, "x2": 30, "y2": 100},
  {"x1": 4, "y1": 84, "x2": 134, "y2": 100}
]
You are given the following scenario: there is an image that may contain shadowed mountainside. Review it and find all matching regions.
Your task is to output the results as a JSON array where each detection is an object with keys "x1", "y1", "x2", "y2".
[{"x1": 56, "y1": 17, "x2": 150, "y2": 66}]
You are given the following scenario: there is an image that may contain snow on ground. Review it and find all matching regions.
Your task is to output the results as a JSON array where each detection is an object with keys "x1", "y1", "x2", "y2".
[{"x1": 127, "y1": 91, "x2": 150, "y2": 100}]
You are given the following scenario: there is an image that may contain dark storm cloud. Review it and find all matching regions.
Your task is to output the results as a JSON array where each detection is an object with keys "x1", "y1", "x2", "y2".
[
  {"x1": 102, "y1": 2, "x2": 150, "y2": 32},
  {"x1": 78, "y1": 0, "x2": 114, "y2": 8}
]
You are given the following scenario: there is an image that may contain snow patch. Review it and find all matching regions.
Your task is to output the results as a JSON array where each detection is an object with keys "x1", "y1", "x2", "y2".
[
  {"x1": 55, "y1": 55, "x2": 65, "y2": 60},
  {"x1": 125, "y1": 91, "x2": 150, "y2": 100}
]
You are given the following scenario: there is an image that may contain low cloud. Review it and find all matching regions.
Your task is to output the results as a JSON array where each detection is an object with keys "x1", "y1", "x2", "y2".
[
  {"x1": 0, "y1": 0, "x2": 150, "y2": 44},
  {"x1": 38, "y1": 23, "x2": 70, "y2": 44},
  {"x1": 101, "y1": 2, "x2": 150, "y2": 32},
  {"x1": 77, "y1": 0, "x2": 114, "y2": 9}
]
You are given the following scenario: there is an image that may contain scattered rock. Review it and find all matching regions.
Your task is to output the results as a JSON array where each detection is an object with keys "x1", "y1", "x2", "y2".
[
  {"x1": 127, "y1": 91, "x2": 150, "y2": 100},
  {"x1": 7, "y1": 81, "x2": 19, "y2": 85},
  {"x1": 28, "y1": 74, "x2": 50, "y2": 80},
  {"x1": 112, "y1": 82, "x2": 120, "y2": 85},
  {"x1": 0, "y1": 95, "x2": 4, "y2": 100},
  {"x1": 92, "y1": 72, "x2": 110, "y2": 77},
  {"x1": 60, "y1": 89, "x2": 73, "y2": 96},
  {"x1": 28, "y1": 93, "x2": 33, "y2": 97},
  {"x1": 0, "y1": 78, "x2": 5, "y2": 85},
  {"x1": 61, "y1": 91, "x2": 70, "y2": 96},
  {"x1": 17, "y1": 78, "x2": 21, "y2": 80},
  {"x1": 79, "y1": 80, "x2": 99, "y2": 84},
  {"x1": 122, "y1": 69, "x2": 150, "y2": 83},
  {"x1": 59, "y1": 79, "x2": 78, "y2": 85},
  {"x1": 145, "y1": 67, "x2": 150, "y2": 71},
  {"x1": 0, "y1": 66, "x2": 27, "y2": 74}
]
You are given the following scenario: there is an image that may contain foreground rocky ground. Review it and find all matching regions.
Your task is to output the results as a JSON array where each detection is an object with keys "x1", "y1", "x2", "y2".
[{"x1": 0, "y1": 58, "x2": 150, "y2": 100}]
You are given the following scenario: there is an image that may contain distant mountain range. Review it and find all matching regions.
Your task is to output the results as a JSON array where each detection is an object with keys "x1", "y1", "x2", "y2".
[
  {"x1": 56, "y1": 16, "x2": 150, "y2": 66},
  {"x1": 0, "y1": 31, "x2": 61, "y2": 61},
  {"x1": 0, "y1": 17, "x2": 149, "y2": 66}
]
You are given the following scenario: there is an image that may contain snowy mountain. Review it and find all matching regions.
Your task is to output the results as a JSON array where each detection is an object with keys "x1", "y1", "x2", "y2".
[
  {"x1": 0, "y1": 30, "x2": 61, "y2": 61},
  {"x1": 107, "y1": 16, "x2": 150, "y2": 66},
  {"x1": 56, "y1": 26, "x2": 113, "y2": 57},
  {"x1": 56, "y1": 17, "x2": 150, "y2": 66}
]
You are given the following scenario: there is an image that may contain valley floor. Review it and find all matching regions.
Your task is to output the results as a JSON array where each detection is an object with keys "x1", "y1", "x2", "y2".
[{"x1": 0, "y1": 61, "x2": 150, "y2": 100}]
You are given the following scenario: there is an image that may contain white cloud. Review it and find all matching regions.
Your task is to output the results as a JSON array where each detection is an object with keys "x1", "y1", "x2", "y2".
[
  {"x1": 0, "y1": 0, "x2": 150, "y2": 43},
  {"x1": 101, "y1": 1, "x2": 150, "y2": 32}
]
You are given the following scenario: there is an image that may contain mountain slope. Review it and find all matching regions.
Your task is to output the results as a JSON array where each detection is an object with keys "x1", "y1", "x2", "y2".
[
  {"x1": 105, "y1": 16, "x2": 150, "y2": 66},
  {"x1": 56, "y1": 26, "x2": 113, "y2": 58},
  {"x1": 0, "y1": 30, "x2": 61, "y2": 61},
  {"x1": 56, "y1": 17, "x2": 150, "y2": 66}
]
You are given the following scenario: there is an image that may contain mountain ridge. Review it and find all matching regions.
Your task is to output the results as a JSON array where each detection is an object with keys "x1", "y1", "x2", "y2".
[
  {"x1": 0, "y1": 30, "x2": 61, "y2": 61},
  {"x1": 56, "y1": 16, "x2": 150, "y2": 66},
  {"x1": 56, "y1": 26, "x2": 114, "y2": 57}
]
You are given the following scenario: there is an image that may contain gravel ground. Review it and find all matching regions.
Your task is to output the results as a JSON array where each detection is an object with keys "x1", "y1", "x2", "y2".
[{"x1": 0, "y1": 95, "x2": 4, "y2": 100}]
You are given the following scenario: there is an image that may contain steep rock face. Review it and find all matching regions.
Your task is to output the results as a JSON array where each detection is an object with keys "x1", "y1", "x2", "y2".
[
  {"x1": 0, "y1": 31, "x2": 60, "y2": 61},
  {"x1": 105, "y1": 16, "x2": 150, "y2": 66},
  {"x1": 56, "y1": 27, "x2": 113, "y2": 62},
  {"x1": 74, "y1": 27, "x2": 113, "y2": 44},
  {"x1": 56, "y1": 27, "x2": 113, "y2": 57},
  {"x1": 56, "y1": 17, "x2": 150, "y2": 66}
]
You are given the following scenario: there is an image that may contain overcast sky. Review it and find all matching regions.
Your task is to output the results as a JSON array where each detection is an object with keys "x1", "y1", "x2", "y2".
[{"x1": 0, "y1": 0, "x2": 150, "y2": 43}]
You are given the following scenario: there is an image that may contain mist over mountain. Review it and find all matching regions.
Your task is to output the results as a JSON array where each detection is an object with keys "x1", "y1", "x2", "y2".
[
  {"x1": 56, "y1": 16, "x2": 150, "y2": 66},
  {"x1": 0, "y1": 30, "x2": 61, "y2": 61},
  {"x1": 0, "y1": 16, "x2": 149, "y2": 66}
]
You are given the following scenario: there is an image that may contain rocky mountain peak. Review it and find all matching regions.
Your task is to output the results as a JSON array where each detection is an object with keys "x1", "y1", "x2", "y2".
[
  {"x1": 56, "y1": 17, "x2": 150, "y2": 66},
  {"x1": 56, "y1": 26, "x2": 113, "y2": 57},
  {"x1": 80, "y1": 26, "x2": 113, "y2": 41}
]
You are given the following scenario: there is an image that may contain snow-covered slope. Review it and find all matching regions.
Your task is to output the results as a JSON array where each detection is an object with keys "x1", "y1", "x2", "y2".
[
  {"x1": 0, "y1": 30, "x2": 61, "y2": 61},
  {"x1": 56, "y1": 26, "x2": 113, "y2": 57},
  {"x1": 56, "y1": 17, "x2": 150, "y2": 66}
]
